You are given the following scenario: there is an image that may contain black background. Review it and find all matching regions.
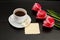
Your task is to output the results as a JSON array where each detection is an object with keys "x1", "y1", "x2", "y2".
[{"x1": 0, "y1": 0, "x2": 60, "y2": 40}]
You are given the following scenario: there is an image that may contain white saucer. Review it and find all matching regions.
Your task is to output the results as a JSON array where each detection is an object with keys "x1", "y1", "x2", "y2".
[{"x1": 8, "y1": 14, "x2": 31, "y2": 28}]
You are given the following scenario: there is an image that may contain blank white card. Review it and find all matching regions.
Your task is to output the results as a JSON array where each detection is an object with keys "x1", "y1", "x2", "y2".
[{"x1": 25, "y1": 23, "x2": 40, "y2": 34}]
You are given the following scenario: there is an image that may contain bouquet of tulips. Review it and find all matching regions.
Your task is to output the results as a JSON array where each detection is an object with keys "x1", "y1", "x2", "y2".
[{"x1": 32, "y1": 3, "x2": 60, "y2": 28}]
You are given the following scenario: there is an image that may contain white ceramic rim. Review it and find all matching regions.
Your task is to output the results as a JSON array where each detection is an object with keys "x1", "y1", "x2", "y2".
[{"x1": 13, "y1": 8, "x2": 27, "y2": 17}]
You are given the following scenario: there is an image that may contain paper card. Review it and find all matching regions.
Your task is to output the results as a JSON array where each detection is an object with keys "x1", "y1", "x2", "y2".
[{"x1": 25, "y1": 23, "x2": 40, "y2": 34}]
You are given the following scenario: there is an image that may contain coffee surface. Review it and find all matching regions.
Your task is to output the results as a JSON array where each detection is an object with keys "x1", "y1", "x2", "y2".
[{"x1": 15, "y1": 11, "x2": 25, "y2": 16}]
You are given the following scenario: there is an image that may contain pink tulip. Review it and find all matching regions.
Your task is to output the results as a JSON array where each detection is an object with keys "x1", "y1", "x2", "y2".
[
  {"x1": 36, "y1": 10, "x2": 47, "y2": 19},
  {"x1": 32, "y1": 3, "x2": 41, "y2": 12},
  {"x1": 43, "y1": 16, "x2": 55, "y2": 28}
]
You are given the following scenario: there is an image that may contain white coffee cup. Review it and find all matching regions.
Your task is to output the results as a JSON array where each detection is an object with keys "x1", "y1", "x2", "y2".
[{"x1": 13, "y1": 8, "x2": 28, "y2": 23}]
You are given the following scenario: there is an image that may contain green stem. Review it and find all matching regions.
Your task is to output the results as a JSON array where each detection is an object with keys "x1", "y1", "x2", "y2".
[
  {"x1": 55, "y1": 24, "x2": 60, "y2": 28},
  {"x1": 47, "y1": 10, "x2": 60, "y2": 19}
]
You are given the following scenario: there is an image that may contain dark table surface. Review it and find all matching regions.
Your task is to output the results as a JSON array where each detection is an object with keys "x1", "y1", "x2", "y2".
[{"x1": 0, "y1": 0, "x2": 60, "y2": 40}]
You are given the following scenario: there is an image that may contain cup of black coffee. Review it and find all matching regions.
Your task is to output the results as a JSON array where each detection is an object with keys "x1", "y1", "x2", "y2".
[{"x1": 13, "y1": 8, "x2": 28, "y2": 23}]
